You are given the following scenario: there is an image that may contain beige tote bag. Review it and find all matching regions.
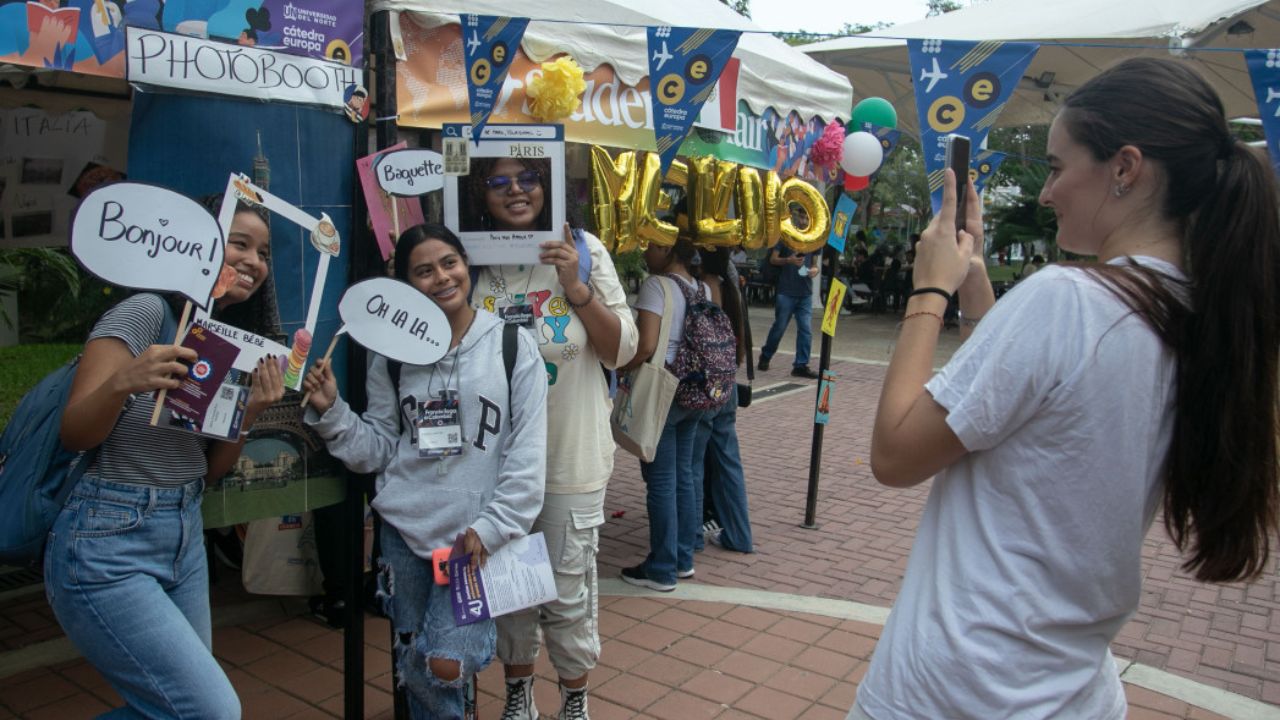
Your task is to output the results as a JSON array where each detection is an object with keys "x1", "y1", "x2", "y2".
[{"x1": 611, "y1": 277, "x2": 678, "y2": 462}]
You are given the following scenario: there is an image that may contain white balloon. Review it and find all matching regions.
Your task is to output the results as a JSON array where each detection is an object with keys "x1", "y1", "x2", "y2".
[{"x1": 840, "y1": 131, "x2": 884, "y2": 177}]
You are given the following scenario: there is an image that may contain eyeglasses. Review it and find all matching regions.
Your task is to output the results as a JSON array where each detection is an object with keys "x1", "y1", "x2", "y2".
[{"x1": 484, "y1": 170, "x2": 541, "y2": 193}]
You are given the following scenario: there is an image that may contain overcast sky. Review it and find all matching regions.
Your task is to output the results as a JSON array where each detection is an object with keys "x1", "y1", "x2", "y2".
[{"x1": 748, "y1": 0, "x2": 932, "y2": 35}]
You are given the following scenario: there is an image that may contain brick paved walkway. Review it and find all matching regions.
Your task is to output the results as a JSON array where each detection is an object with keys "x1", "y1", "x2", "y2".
[
  {"x1": 0, "y1": 313, "x2": 1275, "y2": 718},
  {"x1": 600, "y1": 353, "x2": 1280, "y2": 708}
]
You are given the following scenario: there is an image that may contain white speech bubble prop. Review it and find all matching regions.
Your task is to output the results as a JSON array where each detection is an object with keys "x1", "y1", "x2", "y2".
[
  {"x1": 338, "y1": 277, "x2": 449, "y2": 366},
  {"x1": 374, "y1": 149, "x2": 446, "y2": 197},
  {"x1": 71, "y1": 182, "x2": 225, "y2": 308}
]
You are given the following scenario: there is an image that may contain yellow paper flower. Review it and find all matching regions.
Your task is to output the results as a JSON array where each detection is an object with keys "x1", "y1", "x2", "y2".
[{"x1": 528, "y1": 56, "x2": 586, "y2": 122}]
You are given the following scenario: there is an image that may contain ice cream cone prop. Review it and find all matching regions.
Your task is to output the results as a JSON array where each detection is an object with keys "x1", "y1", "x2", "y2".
[
  {"x1": 300, "y1": 328, "x2": 346, "y2": 408},
  {"x1": 283, "y1": 328, "x2": 312, "y2": 389},
  {"x1": 148, "y1": 300, "x2": 193, "y2": 426}
]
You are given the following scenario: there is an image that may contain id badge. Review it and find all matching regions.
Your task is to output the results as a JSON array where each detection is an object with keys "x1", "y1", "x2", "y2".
[
  {"x1": 498, "y1": 304, "x2": 535, "y2": 327},
  {"x1": 417, "y1": 399, "x2": 463, "y2": 459}
]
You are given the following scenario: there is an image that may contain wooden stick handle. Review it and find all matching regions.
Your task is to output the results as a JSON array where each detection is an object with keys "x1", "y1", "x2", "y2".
[
  {"x1": 300, "y1": 332, "x2": 342, "y2": 408},
  {"x1": 150, "y1": 301, "x2": 193, "y2": 426}
]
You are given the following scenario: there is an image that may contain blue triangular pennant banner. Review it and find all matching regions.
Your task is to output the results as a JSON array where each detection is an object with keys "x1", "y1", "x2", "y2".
[
  {"x1": 908, "y1": 39, "x2": 1038, "y2": 214},
  {"x1": 462, "y1": 14, "x2": 530, "y2": 144},
  {"x1": 1245, "y1": 49, "x2": 1280, "y2": 177},
  {"x1": 646, "y1": 25, "x2": 741, "y2": 178},
  {"x1": 971, "y1": 150, "x2": 1007, "y2": 194}
]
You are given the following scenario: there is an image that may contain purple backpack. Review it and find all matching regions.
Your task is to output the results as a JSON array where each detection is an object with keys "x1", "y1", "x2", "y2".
[{"x1": 666, "y1": 275, "x2": 736, "y2": 411}]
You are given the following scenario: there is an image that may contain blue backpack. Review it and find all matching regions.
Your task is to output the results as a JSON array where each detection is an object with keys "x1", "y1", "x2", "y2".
[{"x1": 0, "y1": 299, "x2": 176, "y2": 566}]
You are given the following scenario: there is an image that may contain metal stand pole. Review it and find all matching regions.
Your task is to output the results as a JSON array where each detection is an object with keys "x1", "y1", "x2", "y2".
[{"x1": 802, "y1": 249, "x2": 835, "y2": 529}]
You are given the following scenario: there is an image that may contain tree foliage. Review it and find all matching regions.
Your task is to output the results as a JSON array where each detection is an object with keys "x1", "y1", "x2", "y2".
[
  {"x1": 720, "y1": 0, "x2": 750, "y2": 18},
  {"x1": 927, "y1": 0, "x2": 964, "y2": 15},
  {"x1": 775, "y1": 22, "x2": 886, "y2": 47}
]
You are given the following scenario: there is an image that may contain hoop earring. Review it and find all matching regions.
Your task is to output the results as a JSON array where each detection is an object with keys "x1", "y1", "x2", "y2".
[{"x1": 1113, "y1": 183, "x2": 1130, "y2": 198}]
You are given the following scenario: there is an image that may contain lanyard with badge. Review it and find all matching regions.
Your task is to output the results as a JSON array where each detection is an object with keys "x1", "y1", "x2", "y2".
[
  {"x1": 416, "y1": 348, "x2": 464, "y2": 459},
  {"x1": 493, "y1": 265, "x2": 536, "y2": 328}
]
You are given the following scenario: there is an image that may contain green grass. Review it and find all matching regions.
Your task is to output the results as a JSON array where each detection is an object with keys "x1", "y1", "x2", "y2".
[{"x1": 0, "y1": 344, "x2": 80, "y2": 431}]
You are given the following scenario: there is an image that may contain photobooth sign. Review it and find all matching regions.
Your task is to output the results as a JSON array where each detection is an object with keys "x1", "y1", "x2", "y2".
[
  {"x1": 126, "y1": 28, "x2": 361, "y2": 111},
  {"x1": 441, "y1": 123, "x2": 566, "y2": 266},
  {"x1": 69, "y1": 182, "x2": 225, "y2": 308},
  {"x1": 907, "y1": 39, "x2": 1038, "y2": 213}
]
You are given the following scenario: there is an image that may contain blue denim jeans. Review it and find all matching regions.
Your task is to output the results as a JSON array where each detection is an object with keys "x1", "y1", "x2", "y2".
[
  {"x1": 44, "y1": 476, "x2": 240, "y2": 720},
  {"x1": 378, "y1": 523, "x2": 495, "y2": 720},
  {"x1": 638, "y1": 404, "x2": 704, "y2": 585},
  {"x1": 760, "y1": 292, "x2": 814, "y2": 368},
  {"x1": 692, "y1": 385, "x2": 754, "y2": 553}
]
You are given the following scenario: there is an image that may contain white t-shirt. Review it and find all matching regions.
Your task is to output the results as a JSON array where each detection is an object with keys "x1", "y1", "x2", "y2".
[
  {"x1": 473, "y1": 232, "x2": 639, "y2": 495},
  {"x1": 634, "y1": 274, "x2": 713, "y2": 365},
  {"x1": 855, "y1": 258, "x2": 1183, "y2": 720}
]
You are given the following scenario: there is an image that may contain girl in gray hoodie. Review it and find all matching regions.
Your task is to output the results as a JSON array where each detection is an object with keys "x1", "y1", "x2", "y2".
[{"x1": 302, "y1": 224, "x2": 547, "y2": 718}]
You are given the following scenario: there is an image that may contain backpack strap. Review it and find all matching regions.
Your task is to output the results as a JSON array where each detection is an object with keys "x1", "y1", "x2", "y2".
[
  {"x1": 388, "y1": 359, "x2": 403, "y2": 434},
  {"x1": 572, "y1": 227, "x2": 592, "y2": 285},
  {"x1": 647, "y1": 276, "x2": 676, "y2": 367},
  {"x1": 502, "y1": 323, "x2": 517, "y2": 427}
]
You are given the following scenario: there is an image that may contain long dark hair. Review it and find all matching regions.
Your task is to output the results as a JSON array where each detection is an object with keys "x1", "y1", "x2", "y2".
[
  {"x1": 699, "y1": 247, "x2": 745, "y2": 365},
  {"x1": 1061, "y1": 57, "x2": 1280, "y2": 582},
  {"x1": 466, "y1": 156, "x2": 552, "y2": 231},
  {"x1": 157, "y1": 196, "x2": 280, "y2": 339},
  {"x1": 394, "y1": 223, "x2": 469, "y2": 283}
]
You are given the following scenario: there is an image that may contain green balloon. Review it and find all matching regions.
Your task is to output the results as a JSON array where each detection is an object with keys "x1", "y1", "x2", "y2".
[{"x1": 850, "y1": 97, "x2": 898, "y2": 131}]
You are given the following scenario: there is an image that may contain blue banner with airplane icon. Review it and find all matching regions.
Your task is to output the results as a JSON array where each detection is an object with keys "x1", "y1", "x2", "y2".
[
  {"x1": 646, "y1": 25, "x2": 741, "y2": 178},
  {"x1": 462, "y1": 15, "x2": 529, "y2": 144},
  {"x1": 907, "y1": 39, "x2": 1038, "y2": 214},
  {"x1": 1246, "y1": 50, "x2": 1280, "y2": 176},
  {"x1": 971, "y1": 150, "x2": 1008, "y2": 194}
]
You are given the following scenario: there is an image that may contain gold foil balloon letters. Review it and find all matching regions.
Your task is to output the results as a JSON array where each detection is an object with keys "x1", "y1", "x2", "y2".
[
  {"x1": 779, "y1": 178, "x2": 829, "y2": 253},
  {"x1": 633, "y1": 152, "x2": 679, "y2": 249},
  {"x1": 588, "y1": 145, "x2": 828, "y2": 253}
]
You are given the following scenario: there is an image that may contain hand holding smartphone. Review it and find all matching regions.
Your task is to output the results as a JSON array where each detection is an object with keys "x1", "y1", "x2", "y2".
[{"x1": 944, "y1": 133, "x2": 972, "y2": 233}]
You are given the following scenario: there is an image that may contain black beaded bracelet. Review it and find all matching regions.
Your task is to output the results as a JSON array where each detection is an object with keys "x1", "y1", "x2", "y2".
[{"x1": 909, "y1": 286, "x2": 953, "y2": 304}]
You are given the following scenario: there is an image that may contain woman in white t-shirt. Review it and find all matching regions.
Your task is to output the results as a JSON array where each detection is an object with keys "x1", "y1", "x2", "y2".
[
  {"x1": 467, "y1": 156, "x2": 638, "y2": 720},
  {"x1": 851, "y1": 58, "x2": 1280, "y2": 720},
  {"x1": 619, "y1": 234, "x2": 715, "y2": 594}
]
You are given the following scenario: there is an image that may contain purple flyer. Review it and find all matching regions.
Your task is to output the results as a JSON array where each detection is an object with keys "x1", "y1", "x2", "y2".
[
  {"x1": 449, "y1": 552, "x2": 490, "y2": 626},
  {"x1": 165, "y1": 322, "x2": 240, "y2": 422}
]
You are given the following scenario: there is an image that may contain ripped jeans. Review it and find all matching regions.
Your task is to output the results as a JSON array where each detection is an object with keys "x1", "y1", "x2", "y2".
[{"x1": 378, "y1": 524, "x2": 495, "y2": 719}]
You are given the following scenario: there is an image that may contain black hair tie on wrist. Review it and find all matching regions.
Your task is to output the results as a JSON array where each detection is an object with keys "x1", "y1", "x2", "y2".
[{"x1": 909, "y1": 287, "x2": 953, "y2": 304}]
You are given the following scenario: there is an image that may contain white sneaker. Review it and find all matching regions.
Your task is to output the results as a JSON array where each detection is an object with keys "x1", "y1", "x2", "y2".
[
  {"x1": 558, "y1": 684, "x2": 590, "y2": 720},
  {"x1": 500, "y1": 676, "x2": 537, "y2": 720}
]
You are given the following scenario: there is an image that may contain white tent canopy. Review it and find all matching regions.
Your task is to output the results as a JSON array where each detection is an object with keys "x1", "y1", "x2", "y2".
[
  {"x1": 370, "y1": 0, "x2": 853, "y2": 123},
  {"x1": 801, "y1": 0, "x2": 1275, "y2": 136}
]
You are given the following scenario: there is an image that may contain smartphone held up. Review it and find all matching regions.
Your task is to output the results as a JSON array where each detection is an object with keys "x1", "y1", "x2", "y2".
[{"x1": 944, "y1": 133, "x2": 971, "y2": 233}]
